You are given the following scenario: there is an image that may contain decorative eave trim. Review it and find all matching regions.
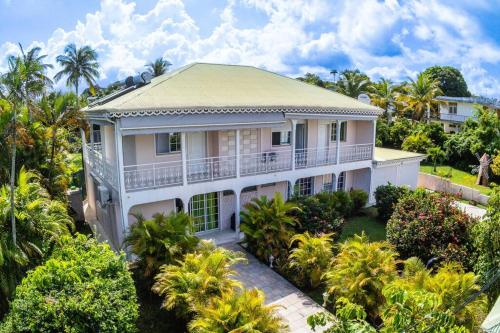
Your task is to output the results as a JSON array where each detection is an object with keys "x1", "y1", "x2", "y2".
[
  {"x1": 373, "y1": 156, "x2": 426, "y2": 168},
  {"x1": 85, "y1": 106, "x2": 383, "y2": 119}
]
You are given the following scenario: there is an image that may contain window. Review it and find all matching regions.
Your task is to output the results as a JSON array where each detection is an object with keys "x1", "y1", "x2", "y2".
[
  {"x1": 155, "y1": 133, "x2": 181, "y2": 155},
  {"x1": 242, "y1": 186, "x2": 258, "y2": 193},
  {"x1": 272, "y1": 130, "x2": 291, "y2": 145},
  {"x1": 330, "y1": 122, "x2": 347, "y2": 142},
  {"x1": 448, "y1": 103, "x2": 457, "y2": 114},
  {"x1": 322, "y1": 174, "x2": 334, "y2": 192},
  {"x1": 92, "y1": 124, "x2": 101, "y2": 143},
  {"x1": 189, "y1": 192, "x2": 219, "y2": 233},
  {"x1": 295, "y1": 177, "x2": 314, "y2": 196},
  {"x1": 337, "y1": 172, "x2": 346, "y2": 191}
]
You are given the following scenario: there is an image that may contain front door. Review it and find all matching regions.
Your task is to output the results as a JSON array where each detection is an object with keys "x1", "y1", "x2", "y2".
[
  {"x1": 190, "y1": 192, "x2": 219, "y2": 233},
  {"x1": 295, "y1": 123, "x2": 307, "y2": 166}
]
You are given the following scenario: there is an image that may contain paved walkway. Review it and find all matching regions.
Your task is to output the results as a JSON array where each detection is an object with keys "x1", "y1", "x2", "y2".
[
  {"x1": 455, "y1": 201, "x2": 487, "y2": 219},
  {"x1": 223, "y1": 243, "x2": 325, "y2": 333}
]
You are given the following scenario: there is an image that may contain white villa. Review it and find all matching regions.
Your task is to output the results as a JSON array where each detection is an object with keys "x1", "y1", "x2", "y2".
[
  {"x1": 82, "y1": 63, "x2": 425, "y2": 248},
  {"x1": 435, "y1": 96, "x2": 500, "y2": 133}
]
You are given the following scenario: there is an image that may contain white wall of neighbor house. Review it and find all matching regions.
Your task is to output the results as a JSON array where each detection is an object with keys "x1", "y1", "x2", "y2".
[{"x1": 439, "y1": 102, "x2": 475, "y2": 117}]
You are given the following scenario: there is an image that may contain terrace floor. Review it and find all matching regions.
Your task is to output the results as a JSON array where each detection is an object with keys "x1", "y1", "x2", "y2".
[{"x1": 223, "y1": 243, "x2": 324, "y2": 333}]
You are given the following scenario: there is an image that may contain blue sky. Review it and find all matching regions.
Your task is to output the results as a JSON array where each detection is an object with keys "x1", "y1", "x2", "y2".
[{"x1": 1, "y1": 0, "x2": 499, "y2": 97}]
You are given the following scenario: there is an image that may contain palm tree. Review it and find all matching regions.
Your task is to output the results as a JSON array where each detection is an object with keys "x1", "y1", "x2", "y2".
[
  {"x1": 145, "y1": 57, "x2": 171, "y2": 77},
  {"x1": 54, "y1": 43, "x2": 100, "y2": 101},
  {"x1": 188, "y1": 288, "x2": 288, "y2": 333},
  {"x1": 398, "y1": 72, "x2": 442, "y2": 122},
  {"x1": 240, "y1": 192, "x2": 300, "y2": 262},
  {"x1": 36, "y1": 93, "x2": 82, "y2": 195},
  {"x1": 323, "y1": 233, "x2": 397, "y2": 321},
  {"x1": 330, "y1": 69, "x2": 338, "y2": 83},
  {"x1": 369, "y1": 78, "x2": 398, "y2": 121},
  {"x1": 335, "y1": 69, "x2": 371, "y2": 98},
  {"x1": 124, "y1": 212, "x2": 199, "y2": 277},
  {"x1": 288, "y1": 232, "x2": 334, "y2": 288},
  {"x1": 152, "y1": 246, "x2": 246, "y2": 318}
]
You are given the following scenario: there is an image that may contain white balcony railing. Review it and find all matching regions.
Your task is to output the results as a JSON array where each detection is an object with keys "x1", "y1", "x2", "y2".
[
  {"x1": 85, "y1": 144, "x2": 118, "y2": 188},
  {"x1": 240, "y1": 150, "x2": 293, "y2": 176},
  {"x1": 187, "y1": 156, "x2": 237, "y2": 183},
  {"x1": 339, "y1": 144, "x2": 373, "y2": 163},
  {"x1": 123, "y1": 161, "x2": 183, "y2": 191},
  {"x1": 439, "y1": 113, "x2": 471, "y2": 123},
  {"x1": 295, "y1": 146, "x2": 338, "y2": 169}
]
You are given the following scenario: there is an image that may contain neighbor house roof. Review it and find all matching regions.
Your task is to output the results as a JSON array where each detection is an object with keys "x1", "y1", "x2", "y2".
[
  {"x1": 435, "y1": 96, "x2": 500, "y2": 109},
  {"x1": 373, "y1": 147, "x2": 426, "y2": 167},
  {"x1": 83, "y1": 63, "x2": 382, "y2": 118}
]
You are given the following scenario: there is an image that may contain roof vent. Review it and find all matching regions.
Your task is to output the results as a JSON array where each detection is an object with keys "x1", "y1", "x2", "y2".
[{"x1": 124, "y1": 72, "x2": 152, "y2": 88}]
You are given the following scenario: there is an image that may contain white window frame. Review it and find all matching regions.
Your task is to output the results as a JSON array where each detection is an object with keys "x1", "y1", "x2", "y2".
[
  {"x1": 330, "y1": 121, "x2": 347, "y2": 142},
  {"x1": 337, "y1": 172, "x2": 346, "y2": 191},
  {"x1": 189, "y1": 192, "x2": 219, "y2": 233},
  {"x1": 322, "y1": 174, "x2": 334, "y2": 192},
  {"x1": 296, "y1": 177, "x2": 314, "y2": 196},
  {"x1": 272, "y1": 130, "x2": 291, "y2": 146},
  {"x1": 448, "y1": 103, "x2": 457, "y2": 114},
  {"x1": 155, "y1": 132, "x2": 182, "y2": 155}
]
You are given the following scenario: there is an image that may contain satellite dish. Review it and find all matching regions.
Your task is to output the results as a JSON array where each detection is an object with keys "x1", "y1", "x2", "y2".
[{"x1": 357, "y1": 94, "x2": 371, "y2": 105}]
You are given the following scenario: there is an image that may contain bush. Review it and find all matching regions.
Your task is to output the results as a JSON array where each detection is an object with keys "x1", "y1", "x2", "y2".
[
  {"x1": 292, "y1": 193, "x2": 344, "y2": 235},
  {"x1": 349, "y1": 189, "x2": 368, "y2": 213},
  {"x1": 323, "y1": 233, "x2": 398, "y2": 321},
  {"x1": 125, "y1": 212, "x2": 199, "y2": 277},
  {"x1": 0, "y1": 234, "x2": 138, "y2": 333},
  {"x1": 387, "y1": 189, "x2": 477, "y2": 270},
  {"x1": 288, "y1": 232, "x2": 334, "y2": 288},
  {"x1": 188, "y1": 288, "x2": 287, "y2": 333},
  {"x1": 327, "y1": 191, "x2": 354, "y2": 217},
  {"x1": 374, "y1": 183, "x2": 410, "y2": 222},
  {"x1": 402, "y1": 132, "x2": 434, "y2": 153}
]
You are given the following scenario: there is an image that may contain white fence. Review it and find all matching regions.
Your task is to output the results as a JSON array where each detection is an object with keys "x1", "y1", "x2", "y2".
[{"x1": 418, "y1": 173, "x2": 490, "y2": 205}]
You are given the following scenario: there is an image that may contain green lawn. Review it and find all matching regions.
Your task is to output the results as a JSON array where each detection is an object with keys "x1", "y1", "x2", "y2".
[
  {"x1": 420, "y1": 164, "x2": 492, "y2": 195},
  {"x1": 338, "y1": 207, "x2": 386, "y2": 242}
]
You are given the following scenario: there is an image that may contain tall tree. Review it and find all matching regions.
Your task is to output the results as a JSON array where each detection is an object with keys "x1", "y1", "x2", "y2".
[
  {"x1": 335, "y1": 69, "x2": 371, "y2": 98},
  {"x1": 297, "y1": 73, "x2": 329, "y2": 88},
  {"x1": 399, "y1": 72, "x2": 442, "y2": 121},
  {"x1": 369, "y1": 78, "x2": 399, "y2": 121},
  {"x1": 54, "y1": 43, "x2": 100, "y2": 102},
  {"x1": 145, "y1": 57, "x2": 171, "y2": 77},
  {"x1": 423, "y1": 65, "x2": 471, "y2": 97}
]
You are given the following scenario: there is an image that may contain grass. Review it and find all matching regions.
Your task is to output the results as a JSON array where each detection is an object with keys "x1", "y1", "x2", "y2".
[
  {"x1": 420, "y1": 164, "x2": 492, "y2": 195},
  {"x1": 338, "y1": 207, "x2": 386, "y2": 242}
]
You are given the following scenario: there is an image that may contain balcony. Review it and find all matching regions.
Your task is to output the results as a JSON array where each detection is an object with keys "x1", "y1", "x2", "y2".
[
  {"x1": 439, "y1": 113, "x2": 471, "y2": 123},
  {"x1": 103, "y1": 143, "x2": 372, "y2": 192},
  {"x1": 84, "y1": 143, "x2": 118, "y2": 188}
]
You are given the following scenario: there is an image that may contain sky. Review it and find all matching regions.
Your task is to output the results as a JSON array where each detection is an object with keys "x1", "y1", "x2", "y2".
[{"x1": 1, "y1": 0, "x2": 499, "y2": 97}]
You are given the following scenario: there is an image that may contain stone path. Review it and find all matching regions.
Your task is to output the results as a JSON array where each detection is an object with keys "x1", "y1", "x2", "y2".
[{"x1": 223, "y1": 243, "x2": 325, "y2": 333}]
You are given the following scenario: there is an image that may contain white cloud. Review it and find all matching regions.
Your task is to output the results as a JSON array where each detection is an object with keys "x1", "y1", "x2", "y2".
[{"x1": 0, "y1": 0, "x2": 499, "y2": 96}]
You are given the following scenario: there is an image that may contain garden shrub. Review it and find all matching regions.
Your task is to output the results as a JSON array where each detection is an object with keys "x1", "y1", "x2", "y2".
[
  {"x1": 349, "y1": 189, "x2": 368, "y2": 213},
  {"x1": 288, "y1": 232, "x2": 334, "y2": 288},
  {"x1": 292, "y1": 193, "x2": 344, "y2": 235},
  {"x1": 374, "y1": 183, "x2": 410, "y2": 222},
  {"x1": 401, "y1": 132, "x2": 434, "y2": 153},
  {"x1": 326, "y1": 190, "x2": 354, "y2": 217},
  {"x1": 0, "y1": 234, "x2": 138, "y2": 333},
  {"x1": 387, "y1": 189, "x2": 477, "y2": 270}
]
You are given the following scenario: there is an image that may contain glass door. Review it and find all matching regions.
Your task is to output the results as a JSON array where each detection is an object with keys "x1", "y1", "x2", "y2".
[{"x1": 189, "y1": 192, "x2": 219, "y2": 233}]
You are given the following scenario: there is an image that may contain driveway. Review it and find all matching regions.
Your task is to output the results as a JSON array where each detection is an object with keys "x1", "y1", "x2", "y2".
[{"x1": 223, "y1": 243, "x2": 325, "y2": 333}]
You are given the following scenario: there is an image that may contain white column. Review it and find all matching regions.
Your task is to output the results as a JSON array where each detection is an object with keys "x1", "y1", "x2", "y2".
[
  {"x1": 236, "y1": 129, "x2": 240, "y2": 178},
  {"x1": 234, "y1": 189, "x2": 241, "y2": 240},
  {"x1": 336, "y1": 120, "x2": 341, "y2": 164},
  {"x1": 372, "y1": 119, "x2": 377, "y2": 160},
  {"x1": 291, "y1": 119, "x2": 297, "y2": 170},
  {"x1": 114, "y1": 120, "x2": 128, "y2": 242},
  {"x1": 333, "y1": 173, "x2": 338, "y2": 192},
  {"x1": 181, "y1": 132, "x2": 188, "y2": 186}
]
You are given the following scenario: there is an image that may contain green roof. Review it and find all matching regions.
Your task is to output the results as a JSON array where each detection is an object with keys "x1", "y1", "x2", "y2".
[
  {"x1": 374, "y1": 147, "x2": 426, "y2": 163},
  {"x1": 84, "y1": 63, "x2": 381, "y2": 117}
]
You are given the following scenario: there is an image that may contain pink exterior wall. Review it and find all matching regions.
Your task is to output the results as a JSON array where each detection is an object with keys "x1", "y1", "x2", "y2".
[{"x1": 129, "y1": 199, "x2": 177, "y2": 224}]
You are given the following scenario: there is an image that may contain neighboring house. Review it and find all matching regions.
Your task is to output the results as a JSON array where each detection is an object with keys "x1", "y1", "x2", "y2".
[
  {"x1": 81, "y1": 63, "x2": 425, "y2": 248},
  {"x1": 435, "y1": 96, "x2": 500, "y2": 133}
]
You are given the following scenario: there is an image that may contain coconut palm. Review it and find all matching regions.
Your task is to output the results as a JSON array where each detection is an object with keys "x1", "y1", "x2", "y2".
[
  {"x1": 240, "y1": 192, "x2": 300, "y2": 262},
  {"x1": 152, "y1": 245, "x2": 246, "y2": 318},
  {"x1": 36, "y1": 93, "x2": 82, "y2": 195},
  {"x1": 335, "y1": 69, "x2": 371, "y2": 98},
  {"x1": 323, "y1": 233, "x2": 397, "y2": 321},
  {"x1": 54, "y1": 43, "x2": 100, "y2": 100},
  {"x1": 398, "y1": 72, "x2": 442, "y2": 122},
  {"x1": 125, "y1": 212, "x2": 199, "y2": 277},
  {"x1": 369, "y1": 78, "x2": 400, "y2": 121},
  {"x1": 145, "y1": 57, "x2": 171, "y2": 77},
  {"x1": 189, "y1": 288, "x2": 288, "y2": 333},
  {"x1": 288, "y1": 232, "x2": 334, "y2": 288}
]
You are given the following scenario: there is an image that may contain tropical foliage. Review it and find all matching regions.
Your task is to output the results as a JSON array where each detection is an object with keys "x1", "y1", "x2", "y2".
[
  {"x1": 349, "y1": 189, "x2": 368, "y2": 212},
  {"x1": 323, "y1": 233, "x2": 398, "y2": 321},
  {"x1": 188, "y1": 288, "x2": 288, "y2": 333},
  {"x1": 145, "y1": 57, "x2": 172, "y2": 77},
  {"x1": 374, "y1": 183, "x2": 410, "y2": 222},
  {"x1": 0, "y1": 234, "x2": 138, "y2": 333},
  {"x1": 152, "y1": 244, "x2": 246, "y2": 318},
  {"x1": 423, "y1": 65, "x2": 471, "y2": 97},
  {"x1": 292, "y1": 192, "x2": 345, "y2": 235},
  {"x1": 288, "y1": 232, "x2": 334, "y2": 288},
  {"x1": 397, "y1": 72, "x2": 442, "y2": 121},
  {"x1": 387, "y1": 189, "x2": 477, "y2": 270},
  {"x1": 240, "y1": 192, "x2": 299, "y2": 262},
  {"x1": 125, "y1": 212, "x2": 199, "y2": 277}
]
